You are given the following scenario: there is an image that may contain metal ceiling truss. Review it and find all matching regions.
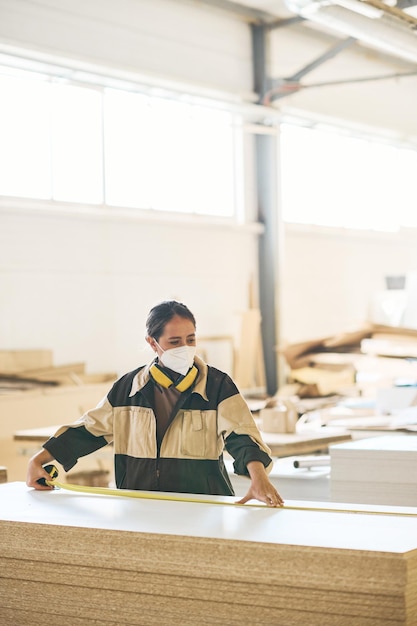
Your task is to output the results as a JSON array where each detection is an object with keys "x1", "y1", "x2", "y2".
[{"x1": 194, "y1": 0, "x2": 417, "y2": 104}]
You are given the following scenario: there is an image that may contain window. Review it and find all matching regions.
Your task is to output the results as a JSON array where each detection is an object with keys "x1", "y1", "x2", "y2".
[
  {"x1": 280, "y1": 123, "x2": 417, "y2": 232},
  {"x1": 0, "y1": 64, "x2": 239, "y2": 219},
  {"x1": 51, "y1": 83, "x2": 103, "y2": 204},
  {"x1": 104, "y1": 90, "x2": 235, "y2": 216},
  {"x1": 0, "y1": 71, "x2": 51, "y2": 199}
]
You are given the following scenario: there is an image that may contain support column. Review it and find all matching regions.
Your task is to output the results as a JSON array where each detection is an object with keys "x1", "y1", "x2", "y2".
[{"x1": 252, "y1": 24, "x2": 281, "y2": 396}]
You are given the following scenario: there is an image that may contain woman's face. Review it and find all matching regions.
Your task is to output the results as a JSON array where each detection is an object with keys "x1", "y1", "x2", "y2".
[{"x1": 148, "y1": 314, "x2": 196, "y2": 357}]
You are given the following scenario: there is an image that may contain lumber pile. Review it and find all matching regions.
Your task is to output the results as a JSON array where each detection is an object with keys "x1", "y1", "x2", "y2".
[
  {"x1": 0, "y1": 349, "x2": 116, "y2": 391},
  {"x1": 280, "y1": 323, "x2": 417, "y2": 399},
  {"x1": 330, "y1": 435, "x2": 417, "y2": 506},
  {"x1": 1, "y1": 482, "x2": 417, "y2": 625}
]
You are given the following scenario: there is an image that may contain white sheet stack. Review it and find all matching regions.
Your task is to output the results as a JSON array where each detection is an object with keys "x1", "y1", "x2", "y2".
[{"x1": 330, "y1": 435, "x2": 417, "y2": 506}]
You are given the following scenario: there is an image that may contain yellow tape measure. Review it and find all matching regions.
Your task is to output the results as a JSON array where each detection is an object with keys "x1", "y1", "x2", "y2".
[{"x1": 40, "y1": 464, "x2": 417, "y2": 517}]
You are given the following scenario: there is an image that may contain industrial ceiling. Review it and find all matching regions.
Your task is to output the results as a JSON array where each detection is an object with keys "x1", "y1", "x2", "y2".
[{"x1": 193, "y1": 0, "x2": 417, "y2": 140}]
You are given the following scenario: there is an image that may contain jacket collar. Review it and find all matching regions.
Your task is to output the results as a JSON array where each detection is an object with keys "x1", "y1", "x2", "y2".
[{"x1": 129, "y1": 354, "x2": 209, "y2": 401}]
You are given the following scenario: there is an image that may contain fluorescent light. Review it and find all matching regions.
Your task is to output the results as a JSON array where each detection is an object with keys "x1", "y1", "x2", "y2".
[{"x1": 286, "y1": 0, "x2": 417, "y2": 64}]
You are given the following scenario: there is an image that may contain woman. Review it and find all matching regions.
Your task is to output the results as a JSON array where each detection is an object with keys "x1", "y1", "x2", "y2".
[{"x1": 27, "y1": 300, "x2": 284, "y2": 507}]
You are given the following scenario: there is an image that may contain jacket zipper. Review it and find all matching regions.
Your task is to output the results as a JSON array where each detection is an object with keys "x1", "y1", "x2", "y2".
[{"x1": 154, "y1": 389, "x2": 191, "y2": 491}]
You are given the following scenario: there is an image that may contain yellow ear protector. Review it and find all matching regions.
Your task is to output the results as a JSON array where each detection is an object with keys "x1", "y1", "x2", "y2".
[{"x1": 150, "y1": 363, "x2": 198, "y2": 392}]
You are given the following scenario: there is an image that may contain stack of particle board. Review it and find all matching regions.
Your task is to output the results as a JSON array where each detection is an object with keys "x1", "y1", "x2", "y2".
[
  {"x1": 1, "y1": 482, "x2": 417, "y2": 625},
  {"x1": 330, "y1": 435, "x2": 417, "y2": 506}
]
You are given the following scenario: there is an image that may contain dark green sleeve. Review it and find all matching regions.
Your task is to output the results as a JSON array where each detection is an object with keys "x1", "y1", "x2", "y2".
[
  {"x1": 225, "y1": 432, "x2": 272, "y2": 477},
  {"x1": 43, "y1": 426, "x2": 109, "y2": 472}
]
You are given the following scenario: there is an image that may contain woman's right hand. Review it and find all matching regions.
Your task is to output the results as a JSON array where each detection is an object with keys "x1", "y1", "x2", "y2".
[{"x1": 26, "y1": 449, "x2": 55, "y2": 490}]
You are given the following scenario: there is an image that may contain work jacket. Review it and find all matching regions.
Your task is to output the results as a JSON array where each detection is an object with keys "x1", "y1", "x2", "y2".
[{"x1": 43, "y1": 356, "x2": 273, "y2": 496}]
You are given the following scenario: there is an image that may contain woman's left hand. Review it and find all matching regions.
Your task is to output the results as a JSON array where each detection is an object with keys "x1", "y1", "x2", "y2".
[{"x1": 236, "y1": 460, "x2": 284, "y2": 507}]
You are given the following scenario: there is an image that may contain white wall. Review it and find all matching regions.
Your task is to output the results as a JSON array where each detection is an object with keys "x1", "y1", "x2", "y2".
[
  {"x1": 280, "y1": 225, "x2": 417, "y2": 343},
  {"x1": 0, "y1": 203, "x2": 259, "y2": 375}
]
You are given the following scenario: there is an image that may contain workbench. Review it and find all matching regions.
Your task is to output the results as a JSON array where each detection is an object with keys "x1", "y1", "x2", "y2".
[
  {"x1": 259, "y1": 427, "x2": 352, "y2": 456},
  {"x1": 1, "y1": 482, "x2": 417, "y2": 625}
]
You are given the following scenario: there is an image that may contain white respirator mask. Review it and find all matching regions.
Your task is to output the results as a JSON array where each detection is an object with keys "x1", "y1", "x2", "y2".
[{"x1": 155, "y1": 342, "x2": 196, "y2": 376}]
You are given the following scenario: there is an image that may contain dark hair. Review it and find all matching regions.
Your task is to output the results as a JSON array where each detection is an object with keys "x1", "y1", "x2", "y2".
[{"x1": 146, "y1": 300, "x2": 196, "y2": 341}]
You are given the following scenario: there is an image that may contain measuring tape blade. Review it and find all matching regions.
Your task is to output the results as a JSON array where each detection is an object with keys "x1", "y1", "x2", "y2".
[{"x1": 41, "y1": 465, "x2": 417, "y2": 517}]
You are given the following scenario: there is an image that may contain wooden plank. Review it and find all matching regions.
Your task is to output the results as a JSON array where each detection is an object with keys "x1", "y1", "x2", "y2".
[{"x1": 233, "y1": 309, "x2": 265, "y2": 390}]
